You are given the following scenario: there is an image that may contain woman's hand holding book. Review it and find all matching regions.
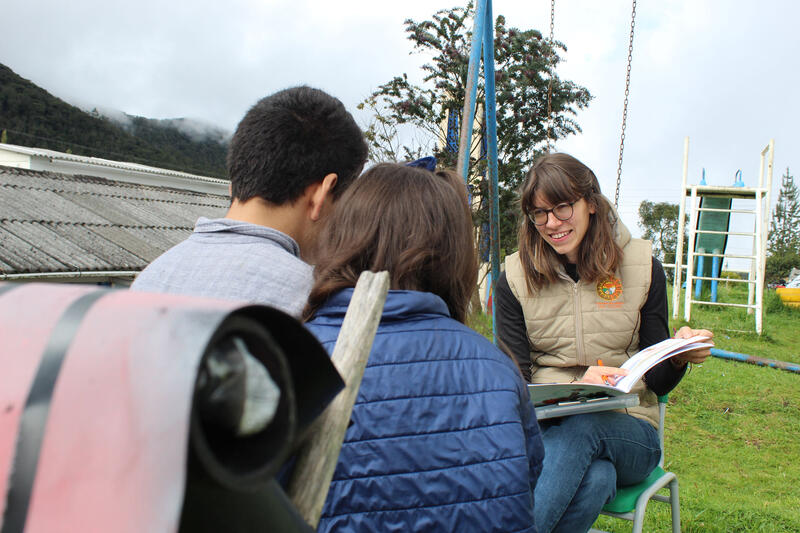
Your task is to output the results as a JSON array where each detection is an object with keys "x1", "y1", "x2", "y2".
[
  {"x1": 670, "y1": 327, "x2": 715, "y2": 367},
  {"x1": 578, "y1": 364, "x2": 629, "y2": 386}
]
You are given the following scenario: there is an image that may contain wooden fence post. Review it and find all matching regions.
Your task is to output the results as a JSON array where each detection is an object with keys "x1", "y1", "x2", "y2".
[{"x1": 286, "y1": 270, "x2": 389, "y2": 527}]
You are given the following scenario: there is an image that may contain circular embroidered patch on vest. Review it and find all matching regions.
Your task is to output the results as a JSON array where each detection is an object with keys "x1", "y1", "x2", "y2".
[{"x1": 596, "y1": 276, "x2": 623, "y2": 301}]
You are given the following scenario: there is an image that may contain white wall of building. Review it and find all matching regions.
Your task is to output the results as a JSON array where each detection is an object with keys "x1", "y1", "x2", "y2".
[{"x1": 0, "y1": 147, "x2": 32, "y2": 169}]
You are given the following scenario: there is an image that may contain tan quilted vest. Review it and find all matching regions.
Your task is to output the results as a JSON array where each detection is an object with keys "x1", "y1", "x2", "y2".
[{"x1": 505, "y1": 221, "x2": 659, "y2": 427}]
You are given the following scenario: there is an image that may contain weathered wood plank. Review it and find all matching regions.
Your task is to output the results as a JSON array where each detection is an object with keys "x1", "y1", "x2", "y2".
[{"x1": 287, "y1": 270, "x2": 389, "y2": 527}]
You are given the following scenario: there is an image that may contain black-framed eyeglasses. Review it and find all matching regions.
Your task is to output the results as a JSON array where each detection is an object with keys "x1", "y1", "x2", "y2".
[{"x1": 527, "y1": 200, "x2": 578, "y2": 226}]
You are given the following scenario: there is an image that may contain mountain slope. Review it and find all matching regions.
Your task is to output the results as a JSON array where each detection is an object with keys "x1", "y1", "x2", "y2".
[{"x1": 0, "y1": 63, "x2": 228, "y2": 178}]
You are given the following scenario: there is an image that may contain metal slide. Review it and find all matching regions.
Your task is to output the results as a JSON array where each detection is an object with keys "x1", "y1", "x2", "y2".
[{"x1": 693, "y1": 196, "x2": 733, "y2": 301}]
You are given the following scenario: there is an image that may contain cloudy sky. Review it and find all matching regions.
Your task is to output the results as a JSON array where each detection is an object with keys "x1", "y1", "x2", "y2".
[{"x1": 2, "y1": 0, "x2": 798, "y2": 262}]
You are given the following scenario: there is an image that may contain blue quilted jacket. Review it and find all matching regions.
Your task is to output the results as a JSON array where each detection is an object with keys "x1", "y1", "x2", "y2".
[{"x1": 306, "y1": 289, "x2": 544, "y2": 532}]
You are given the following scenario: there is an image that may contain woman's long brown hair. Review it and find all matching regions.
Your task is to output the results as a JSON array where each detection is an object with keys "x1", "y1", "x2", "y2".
[
  {"x1": 303, "y1": 163, "x2": 477, "y2": 323},
  {"x1": 517, "y1": 153, "x2": 623, "y2": 294}
]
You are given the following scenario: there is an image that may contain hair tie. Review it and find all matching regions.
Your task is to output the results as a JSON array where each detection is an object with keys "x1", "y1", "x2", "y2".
[{"x1": 406, "y1": 156, "x2": 437, "y2": 172}]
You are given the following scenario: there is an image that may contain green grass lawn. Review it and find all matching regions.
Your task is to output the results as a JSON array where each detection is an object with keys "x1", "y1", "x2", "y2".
[
  {"x1": 672, "y1": 283, "x2": 800, "y2": 366},
  {"x1": 592, "y1": 354, "x2": 800, "y2": 532},
  {"x1": 472, "y1": 286, "x2": 800, "y2": 532}
]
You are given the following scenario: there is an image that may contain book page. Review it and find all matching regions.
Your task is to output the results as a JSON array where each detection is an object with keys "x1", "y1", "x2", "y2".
[
  {"x1": 527, "y1": 335, "x2": 712, "y2": 405},
  {"x1": 614, "y1": 335, "x2": 712, "y2": 392}
]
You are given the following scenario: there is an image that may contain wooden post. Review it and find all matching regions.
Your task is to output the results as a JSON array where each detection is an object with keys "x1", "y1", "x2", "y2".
[
  {"x1": 286, "y1": 270, "x2": 389, "y2": 527},
  {"x1": 673, "y1": 136, "x2": 689, "y2": 319}
]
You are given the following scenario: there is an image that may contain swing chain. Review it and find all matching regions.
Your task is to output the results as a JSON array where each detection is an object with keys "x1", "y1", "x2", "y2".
[
  {"x1": 615, "y1": 0, "x2": 637, "y2": 209},
  {"x1": 546, "y1": 0, "x2": 555, "y2": 152}
]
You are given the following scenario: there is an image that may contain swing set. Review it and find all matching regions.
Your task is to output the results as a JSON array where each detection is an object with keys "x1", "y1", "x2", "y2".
[{"x1": 461, "y1": 0, "x2": 637, "y2": 333}]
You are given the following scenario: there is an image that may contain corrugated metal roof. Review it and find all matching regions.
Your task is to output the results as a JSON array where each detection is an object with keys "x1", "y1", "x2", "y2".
[
  {"x1": 0, "y1": 226, "x2": 74, "y2": 272},
  {"x1": 0, "y1": 165, "x2": 229, "y2": 276}
]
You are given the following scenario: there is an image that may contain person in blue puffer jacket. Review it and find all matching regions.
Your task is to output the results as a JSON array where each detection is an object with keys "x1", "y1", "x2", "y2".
[{"x1": 303, "y1": 162, "x2": 544, "y2": 532}]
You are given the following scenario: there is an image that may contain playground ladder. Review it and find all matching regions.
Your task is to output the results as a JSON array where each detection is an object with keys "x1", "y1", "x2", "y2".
[{"x1": 672, "y1": 138, "x2": 775, "y2": 334}]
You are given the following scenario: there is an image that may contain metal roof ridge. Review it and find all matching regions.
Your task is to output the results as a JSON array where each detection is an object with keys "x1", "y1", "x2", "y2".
[
  {"x1": 0, "y1": 177, "x2": 228, "y2": 206},
  {"x1": 0, "y1": 270, "x2": 140, "y2": 281},
  {"x1": 0, "y1": 142, "x2": 227, "y2": 184}
]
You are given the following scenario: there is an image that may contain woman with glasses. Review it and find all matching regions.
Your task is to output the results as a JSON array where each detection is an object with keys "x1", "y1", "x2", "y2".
[
  {"x1": 495, "y1": 153, "x2": 712, "y2": 533},
  {"x1": 304, "y1": 163, "x2": 544, "y2": 532}
]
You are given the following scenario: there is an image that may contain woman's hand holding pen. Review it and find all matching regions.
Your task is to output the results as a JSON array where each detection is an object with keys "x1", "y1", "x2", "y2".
[
  {"x1": 670, "y1": 326, "x2": 715, "y2": 367},
  {"x1": 579, "y1": 360, "x2": 629, "y2": 386}
]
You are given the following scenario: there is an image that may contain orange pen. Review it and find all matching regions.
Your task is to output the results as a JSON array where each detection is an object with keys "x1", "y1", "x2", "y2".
[{"x1": 597, "y1": 359, "x2": 610, "y2": 385}]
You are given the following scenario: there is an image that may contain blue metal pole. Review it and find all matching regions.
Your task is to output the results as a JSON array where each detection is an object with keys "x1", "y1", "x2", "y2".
[
  {"x1": 456, "y1": 0, "x2": 487, "y2": 188},
  {"x1": 711, "y1": 348, "x2": 800, "y2": 373},
  {"x1": 481, "y1": 0, "x2": 500, "y2": 341},
  {"x1": 484, "y1": 270, "x2": 493, "y2": 312},
  {"x1": 694, "y1": 254, "x2": 704, "y2": 298},
  {"x1": 711, "y1": 253, "x2": 721, "y2": 303}
]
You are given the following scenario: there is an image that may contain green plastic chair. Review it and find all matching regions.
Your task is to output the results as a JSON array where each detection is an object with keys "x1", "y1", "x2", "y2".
[{"x1": 594, "y1": 395, "x2": 680, "y2": 533}]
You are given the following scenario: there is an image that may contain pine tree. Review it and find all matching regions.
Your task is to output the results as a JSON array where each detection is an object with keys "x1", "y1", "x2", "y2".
[{"x1": 768, "y1": 168, "x2": 800, "y2": 256}]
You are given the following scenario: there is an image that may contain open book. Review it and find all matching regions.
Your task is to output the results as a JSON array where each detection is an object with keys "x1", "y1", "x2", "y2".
[{"x1": 529, "y1": 335, "x2": 712, "y2": 407}]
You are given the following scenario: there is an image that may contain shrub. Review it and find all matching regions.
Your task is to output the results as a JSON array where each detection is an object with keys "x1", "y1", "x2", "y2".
[{"x1": 766, "y1": 252, "x2": 800, "y2": 284}]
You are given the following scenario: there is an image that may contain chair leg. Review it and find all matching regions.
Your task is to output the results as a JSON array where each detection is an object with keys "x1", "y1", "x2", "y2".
[
  {"x1": 631, "y1": 501, "x2": 648, "y2": 533},
  {"x1": 669, "y1": 478, "x2": 681, "y2": 533}
]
